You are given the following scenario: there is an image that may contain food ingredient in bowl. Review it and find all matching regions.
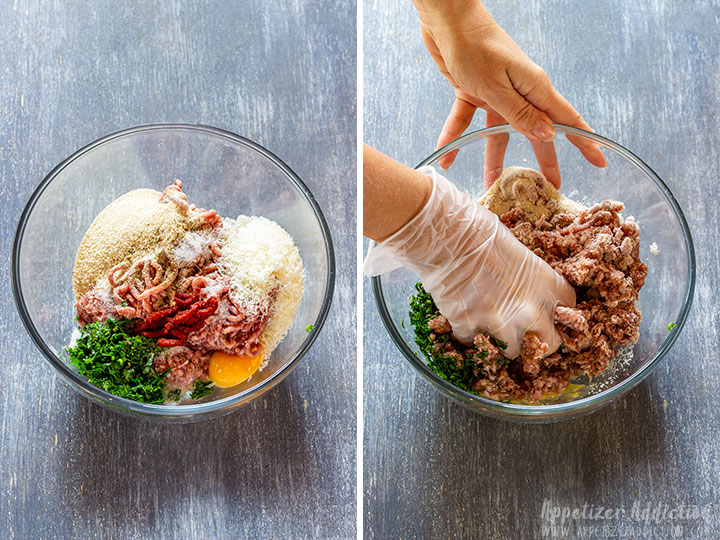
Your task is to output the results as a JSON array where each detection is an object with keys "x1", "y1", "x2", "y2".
[
  {"x1": 479, "y1": 166, "x2": 584, "y2": 220},
  {"x1": 68, "y1": 180, "x2": 304, "y2": 403},
  {"x1": 208, "y1": 350, "x2": 264, "y2": 387},
  {"x1": 410, "y1": 167, "x2": 647, "y2": 404},
  {"x1": 66, "y1": 318, "x2": 168, "y2": 404}
]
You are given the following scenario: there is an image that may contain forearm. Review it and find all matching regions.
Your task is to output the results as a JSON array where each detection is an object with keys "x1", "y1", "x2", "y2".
[{"x1": 363, "y1": 144, "x2": 432, "y2": 242}]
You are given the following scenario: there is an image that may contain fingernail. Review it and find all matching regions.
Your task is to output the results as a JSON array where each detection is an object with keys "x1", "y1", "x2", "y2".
[{"x1": 531, "y1": 121, "x2": 556, "y2": 142}]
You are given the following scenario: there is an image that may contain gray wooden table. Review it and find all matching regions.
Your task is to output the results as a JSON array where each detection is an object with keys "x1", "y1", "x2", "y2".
[
  {"x1": 364, "y1": 1, "x2": 719, "y2": 539},
  {"x1": 1, "y1": 2, "x2": 356, "y2": 539}
]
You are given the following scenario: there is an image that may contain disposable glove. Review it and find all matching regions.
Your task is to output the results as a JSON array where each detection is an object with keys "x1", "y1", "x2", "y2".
[{"x1": 364, "y1": 166, "x2": 576, "y2": 359}]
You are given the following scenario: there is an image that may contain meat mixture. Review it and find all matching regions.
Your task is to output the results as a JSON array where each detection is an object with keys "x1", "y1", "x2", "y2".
[
  {"x1": 74, "y1": 181, "x2": 273, "y2": 391},
  {"x1": 412, "y1": 168, "x2": 648, "y2": 404}
]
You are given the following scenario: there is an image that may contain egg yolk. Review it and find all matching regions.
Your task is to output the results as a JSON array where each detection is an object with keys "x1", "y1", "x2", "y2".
[{"x1": 208, "y1": 348, "x2": 263, "y2": 388}]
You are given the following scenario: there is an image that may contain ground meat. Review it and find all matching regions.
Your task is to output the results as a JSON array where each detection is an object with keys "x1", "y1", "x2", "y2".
[
  {"x1": 153, "y1": 346, "x2": 211, "y2": 391},
  {"x1": 422, "y1": 170, "x2": 647, "y2": 404},
  {"x1": 428, "y1": 315, "x2": 451, "y2": 333},
  {"x1": 74, "y1": 185, "x2": 271, "y2": 392},
  {"x1": 472, "y1": 334, "x2": 504, "y2": 363},
  {"x1": 77, "y1": 267, "x2": 270, "y2": 390},
  {"x1": 184, "y1": 291, "x2": 269, "y2": 357},
  {"x1": 75, "y1": 288, "x2": 117, "y2": 325},
  {"x1": 520, "y1": 333, "x2": 549, "y2": 362}
]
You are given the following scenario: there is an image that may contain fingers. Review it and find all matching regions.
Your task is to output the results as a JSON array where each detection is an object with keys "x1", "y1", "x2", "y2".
[
  {"x1": 492, "y1": 324, "x2": 523, "y2": 360},
  {"x1": 486, "y1": 81, "x2": 556, "y2": 144},
  {"x1": 552, "y1": 271, "x2": 577, "y2": 309},
  {"x1": 483, "y1": 104, "x2": 561, "y2": 189},
  {"x1": 527, "y1": 83, "x2": 607, "y2": 168},
  {"x1": 532, "y1": 325, "x2": 564, "y2": 358},
  {"x1": 529, "y1": 140, "x2": 561, "y2": 189},
  {"x1": 566, "y1": 133, "x2": 607, "y2": 168},
  {"x1": 483, "y1": 108, "x2": 509, "y2": 189},
  {"x1": 436, "y1": 98, "x2": 477, "y2": 169},
  {"x1": 531, "y1": 267, "x2": 577, "y2": 354}
]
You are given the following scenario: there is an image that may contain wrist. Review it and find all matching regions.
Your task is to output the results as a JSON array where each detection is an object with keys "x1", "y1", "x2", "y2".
[
  {"x1": 382, "y1": 168, "x2": 498, "y2": 270},
  {"x1": 414, "y1": 0, "x2": 496, "y2": 34}
]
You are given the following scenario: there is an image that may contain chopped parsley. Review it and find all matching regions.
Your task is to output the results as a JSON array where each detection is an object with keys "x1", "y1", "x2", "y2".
[
  {"x1": 473, "y1": 349, "x2": 489, "y2": 365},
  {"x1": 66, "y1": 318, "x2": 169, "y2": 404},
  {"x1": 409, "y1": 282, "x2": 475, "y2": 391},
  {"x1": 409, "y1": 282, "x2": 517, "y2": 393},
  {"x1": 190, "y1": 379, "x2": 213, "y2": 400},
  {"x1": 667, "y1": 322, "x2": 677, "y2": 331},
  {"x1": 305, "y1": 324, "x2": 315, "y2": 333}
]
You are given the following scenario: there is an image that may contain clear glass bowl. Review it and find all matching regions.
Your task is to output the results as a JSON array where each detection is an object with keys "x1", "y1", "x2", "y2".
[
  {"x1": 12, "y1": 124, "x2": 335, "y2": 422},
  {"x1": 371, "y1": 124, "x2": 695, "y2": 422}
]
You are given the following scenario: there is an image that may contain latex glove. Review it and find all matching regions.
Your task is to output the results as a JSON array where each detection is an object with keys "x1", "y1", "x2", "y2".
[{"x1": 364, "y1": 166, "x2": 576, "y2": 359}]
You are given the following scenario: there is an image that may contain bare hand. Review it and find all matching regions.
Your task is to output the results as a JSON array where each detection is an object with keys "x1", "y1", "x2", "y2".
[{"x1": 415, "y1": 0, "x2": 607, "y2": 187}]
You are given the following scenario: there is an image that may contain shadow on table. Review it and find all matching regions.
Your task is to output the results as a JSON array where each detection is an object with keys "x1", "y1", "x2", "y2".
[{"x1": 53, "y1": 373, "x2": 323, "y2": 533}]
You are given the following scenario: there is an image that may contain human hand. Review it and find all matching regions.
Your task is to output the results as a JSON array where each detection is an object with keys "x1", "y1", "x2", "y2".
[
  {"x1": 414, "y1": 0, "x2": 607, "y2": 188},
  {"x1": 363, "y1": 166, "x2": 576, "y2": 359}
]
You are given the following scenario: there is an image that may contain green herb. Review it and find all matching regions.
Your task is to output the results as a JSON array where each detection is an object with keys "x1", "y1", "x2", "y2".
[
  {"x1": 190, "y1": 379, "x2": 213, "y2": 400},
  {"x1": 491, "y1": 337, "x2": 508, "y2": 350},
  {"x1": 473, "y1": 349, "x2": 489, "y2": 365},
  {"x1": 493, "y1": 354, "x2": 512, "y2": 367},
  {"x1": 667, "y1": 322, "x2": 677, "y2": 331},
  {"x1": 65, "y1": 318, "x2": 169, "y2": 404},
  {"x1": 408, "y1": 282, "x2": 519, "y2": 393},
  {"x1": 305, "y1": 324, "x2": 315, "y2": 333},
  {"x1": 409, "y1": 282, "x2": 475, "y2": 391},
  {"x1": 166, "y1": 389, "x2": 181, "y2": 402}
]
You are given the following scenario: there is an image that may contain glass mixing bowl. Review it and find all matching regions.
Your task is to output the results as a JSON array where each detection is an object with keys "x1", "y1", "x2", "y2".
[
  {"x1": 371, "y1": 124, "x2": 695, "y2": 422},
  {"x1": 13, "y1": 124, "x2": 335, "y2": 422}
]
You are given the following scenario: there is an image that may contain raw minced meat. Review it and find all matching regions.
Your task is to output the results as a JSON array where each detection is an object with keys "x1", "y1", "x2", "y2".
[
  {"x1": 72, "y1": 180, "x2": 304, "y2": 402},
  {"x1": 154, "y1": 346, "x2": 212, "y2": 391},
  {"x1": 412, "y1": 168, "x2": 648, "y2": 404}
]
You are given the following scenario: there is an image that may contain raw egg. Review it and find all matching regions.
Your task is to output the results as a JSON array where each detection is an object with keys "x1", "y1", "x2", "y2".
[{"x1": 208, "y1": 348, "x2": 263, "y2": 387}]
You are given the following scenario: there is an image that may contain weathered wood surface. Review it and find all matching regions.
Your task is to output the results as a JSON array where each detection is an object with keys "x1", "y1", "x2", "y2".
[
  {"x1": 0, "y1": 1, "x2": 356, "y2": 539},
  {"x1": 364, "y1": 1, "x2": 720, "y2": 539}
]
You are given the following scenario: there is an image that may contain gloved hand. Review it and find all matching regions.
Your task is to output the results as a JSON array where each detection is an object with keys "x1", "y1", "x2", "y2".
[{"x1": 363, "y1": 166, "x2": 576, "y2": 359}]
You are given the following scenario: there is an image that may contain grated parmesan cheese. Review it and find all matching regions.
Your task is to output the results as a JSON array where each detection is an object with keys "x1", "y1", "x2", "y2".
[
  {"x1": 219, "y1": 216, "x2": 305, "y2": 359},
  {"x1": 649, "y1": 242, "x2": 659, "y2": 255}
]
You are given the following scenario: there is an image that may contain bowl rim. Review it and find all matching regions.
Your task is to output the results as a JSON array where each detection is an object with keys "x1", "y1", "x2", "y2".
[
  {"x1": 371, "y1": 123, "x2": 696, "y2": 417},
  {"x1": 12, "y1": 122, "x2": 336, "y2": 417}
]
